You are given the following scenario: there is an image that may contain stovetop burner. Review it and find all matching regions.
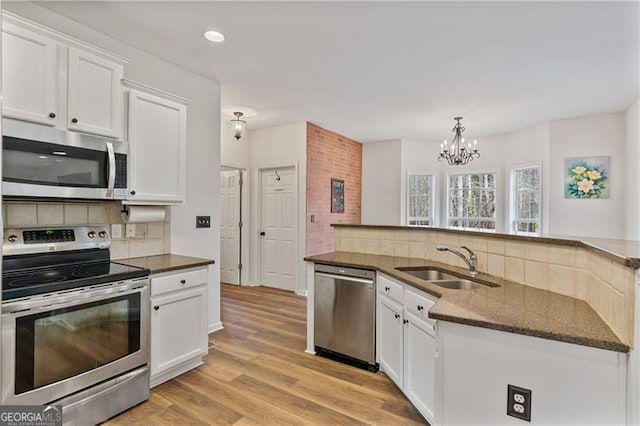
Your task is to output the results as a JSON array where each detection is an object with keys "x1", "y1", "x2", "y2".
[{"x1": 6, "y1": 273, "x2": 68, "y2": 288}]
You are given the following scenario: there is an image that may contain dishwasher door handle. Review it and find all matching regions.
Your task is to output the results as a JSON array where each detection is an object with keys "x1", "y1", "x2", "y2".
[{"x1": 314, "y1": 272, "x2": 374, "y2": 285}]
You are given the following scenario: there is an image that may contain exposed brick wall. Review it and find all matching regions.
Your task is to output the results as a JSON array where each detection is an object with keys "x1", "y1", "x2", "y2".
[{"x1": 306, "y1": 122, "x2": 362, "y2": 256}]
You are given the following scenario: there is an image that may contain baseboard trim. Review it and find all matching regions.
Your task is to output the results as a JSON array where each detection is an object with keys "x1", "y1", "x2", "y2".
[
  {"x1": 304, "y1": 349, "x2": 316, "y2": 355},
  {"x1": 208, "y1": 321, "x2": 224, "y2": 334},
  {"x1": 295, "y1": 290, "x2": 308, "y2": 297}
]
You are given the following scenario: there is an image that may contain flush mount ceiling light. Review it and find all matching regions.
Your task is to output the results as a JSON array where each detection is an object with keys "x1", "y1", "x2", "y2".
[
  {"x1": 203, "y1": 30, "x2": 225, "y2": 43},
  {"x1": 438, "y1": 117, "x2": 480, "y2": 166},
  {"x1": 231, "y1": 111, "x2": 247, "y2": 141}
]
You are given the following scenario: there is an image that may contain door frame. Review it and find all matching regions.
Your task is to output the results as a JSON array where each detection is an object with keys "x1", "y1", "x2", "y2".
[
  {"x1": 255, "y1": 163, "x2": 300, "y2": 292},
  {"x1": 220, "y1": 165, "x2": 249, "y2": 286}
]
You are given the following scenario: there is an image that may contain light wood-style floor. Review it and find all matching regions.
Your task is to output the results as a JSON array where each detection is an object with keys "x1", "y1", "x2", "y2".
[{"x1": 107, "y1": 284, "x2": 426, "y2": 425}]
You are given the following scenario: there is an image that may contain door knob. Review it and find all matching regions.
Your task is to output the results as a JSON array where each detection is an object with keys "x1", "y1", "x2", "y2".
[{"x1": 260, "y1": 231, "x2": 266, "y2": 236}]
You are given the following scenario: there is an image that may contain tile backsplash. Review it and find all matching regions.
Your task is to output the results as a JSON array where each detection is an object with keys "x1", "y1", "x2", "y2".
[{"x1": 3, "y1": 200, "x2": 171, "y2": 260}]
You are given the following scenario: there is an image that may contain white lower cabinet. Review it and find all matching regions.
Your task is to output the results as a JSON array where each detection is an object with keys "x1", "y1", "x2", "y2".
[
  {"x1": 150, "y1": 267, "x2": 208, "y2": 387},
  {"x1": 378, "y1": 293, "x2": 404, "y2": 387},
  {"x1": 377, "y1": 273, "x2": 437, "y2": 424}
]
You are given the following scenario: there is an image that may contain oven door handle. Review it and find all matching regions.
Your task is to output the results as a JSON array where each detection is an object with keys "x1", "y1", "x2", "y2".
[
  {"x1": 2, "y1": 281, "x2": 147, "y2": 315},
  {"x1": 105, "y1": 141, "x2": 116, "y2": 199}
]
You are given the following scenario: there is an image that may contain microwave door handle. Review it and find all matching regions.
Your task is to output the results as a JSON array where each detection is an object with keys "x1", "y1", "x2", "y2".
[{"x1": 106, "y1": 141, "x2": 116, "y2": 198}]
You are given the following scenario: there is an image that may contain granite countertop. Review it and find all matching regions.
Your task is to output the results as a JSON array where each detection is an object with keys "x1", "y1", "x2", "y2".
[
  {"x1": 116, "y1": 254, "x2": 214, "y2": 274},
  {"x1": 305, "y1": 251, "x2": 629, "y2": 353},
  {"x1": 332, "y1": 224, "x2": 640, "y2": 268}
]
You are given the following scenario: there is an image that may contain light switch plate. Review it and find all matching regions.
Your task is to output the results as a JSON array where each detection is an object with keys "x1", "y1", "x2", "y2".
[{"x1": 111, "y1": 224, "x2": 123, "y2": 239}]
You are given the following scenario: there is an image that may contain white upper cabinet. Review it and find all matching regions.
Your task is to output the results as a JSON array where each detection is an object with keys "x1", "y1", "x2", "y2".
[
  {"x1": 127, "y1": 87, "x2": 188, "y2": 204},
  {"x1": 2, "y1": 22, "x2": 58, "y2": 126},
  {"x1": 2, "y1": 13, "x2": 126, "y2": 139},
  {"x1": 67, "y1": 48, "x2": 123, "y2": 138}
]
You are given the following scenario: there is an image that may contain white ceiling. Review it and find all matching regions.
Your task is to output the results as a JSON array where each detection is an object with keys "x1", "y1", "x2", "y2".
[{"x1": 34, "y1": 1, "x2": 639, "y2": 142}]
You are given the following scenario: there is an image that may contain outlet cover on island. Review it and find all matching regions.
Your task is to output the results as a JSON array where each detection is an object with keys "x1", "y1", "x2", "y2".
[
  {"x1": 126, "y1": 223, "x2": 136, "y2": 238},
  {"x1": 111, "y1": 224, "x2": 123, "y2": 239}
]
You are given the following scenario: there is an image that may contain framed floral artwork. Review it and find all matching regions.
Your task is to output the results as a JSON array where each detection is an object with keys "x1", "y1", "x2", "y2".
[{"x1": 564, "y1": 156, "x2": 610, "y2": 199}]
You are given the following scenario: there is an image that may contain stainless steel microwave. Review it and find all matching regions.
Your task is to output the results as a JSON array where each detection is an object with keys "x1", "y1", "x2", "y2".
[{"x1": 2, "y1": 119, "x2": 128, "y2": 200}]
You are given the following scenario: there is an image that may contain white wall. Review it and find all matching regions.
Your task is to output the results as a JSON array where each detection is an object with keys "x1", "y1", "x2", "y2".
[
  {"x1": 4, "y1": 2, "x2": 223, "y2": 330},
  {"x1": 362, "y1": 140, "x2": 402, "y2": 225},
  {"x1": 246, "y1": 122, "x2": 307, "y2": 293},
  {"x1": 548, "y1": 113, "x2": 626, "y2": 238},
  {"x1": 625, "y1": 100, "x2": 640, "y2": 240}
]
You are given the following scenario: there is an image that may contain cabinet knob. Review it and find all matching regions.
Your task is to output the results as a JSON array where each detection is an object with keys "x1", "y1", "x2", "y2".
[
  {"x1": 260, "y1": 231, "x2": 266, "y2": 236},
  {"x1": 385, "y1": 286, "x2": 390, "y2": 292},
  {"x1": 394, "y1": 313, "x2": 400, "y2": 319},
  {"x1": 98, "y1": 231, "x2": 107, "y2": 238},
  {"x1": 417, "y1": 305, "x2": 424, "y2": 311},
  {"x1": 130, "y1": 190, "x2": 136, "y2": 195},
  {"x1": 153, "y1": 306, "x2": 159, "y2": 311},
  {"x1": 71, "y1": 117, "x2": 78, "y2": 123},
  {"x1": 49, "y1": 112, "x2": 56, "y2": 118},
  {"x1": 180, "y1": 279, "x2": 186, "y2": 284},
  {"x1": 87, "y1": 231, "x2": 96, "y2": 238},
  {"x1": 403, "y1": 319, "x2": 409, "y2": 324}
]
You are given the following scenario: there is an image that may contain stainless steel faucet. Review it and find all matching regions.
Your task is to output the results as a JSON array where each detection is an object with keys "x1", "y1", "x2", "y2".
[{"x1": 436, "y1": 245, "x2": 478, "y2": 277}]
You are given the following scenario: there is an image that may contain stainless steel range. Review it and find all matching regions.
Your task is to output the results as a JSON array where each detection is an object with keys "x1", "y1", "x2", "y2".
[{"x1": 1, "y1": 225, "x2": 150, "y2": 425}]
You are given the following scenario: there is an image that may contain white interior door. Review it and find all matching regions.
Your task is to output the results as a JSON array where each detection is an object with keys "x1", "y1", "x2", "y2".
[
  {"x1": 260, "y1": 167, "x2": 297, "y2": 291},
  {"x1": 220, "y1": 170, "x2": 241, "y2": 285}
]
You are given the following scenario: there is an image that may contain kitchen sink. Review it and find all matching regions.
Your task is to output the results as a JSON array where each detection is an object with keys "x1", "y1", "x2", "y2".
[
  {"x1": 395, "y1": 267, "x2": 458, "y2": 281},
  {"x1": 396, "y1": 267, "x2": 496, "y2": 290},
  {"x1": 430, "y1": 280, "x2": 486, "y2": 290}
]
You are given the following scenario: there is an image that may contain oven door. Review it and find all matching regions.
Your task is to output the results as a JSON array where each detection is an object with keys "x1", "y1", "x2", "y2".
[
  {"x1": 2, "y1": 119, "x2": 127, "y2": 200},
  {"x1": 1, "y1": 279, "x2": 149, "y2": 405}
]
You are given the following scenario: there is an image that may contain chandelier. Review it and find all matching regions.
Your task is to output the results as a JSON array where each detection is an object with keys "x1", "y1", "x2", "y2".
[
  {"x1": 231, "y1": 111, "x2": 247, "y2": 141},
  {"x1": 438, "y1": 117, "x2": 479, "y2": 166}
]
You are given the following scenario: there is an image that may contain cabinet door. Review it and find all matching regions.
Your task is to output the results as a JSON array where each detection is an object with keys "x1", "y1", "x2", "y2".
[
  {"x1": 128, "y1": 89, "x2": 187, "y2": 203},
  {"x1": 67, "y1": 48, "x2": 123, "y2": 138},
  {"x1": 150, "y1": 285, "x2": 208, "y2": 377},
  {"x1": 404, "y1": 309, "x2": 436, "y2": 423},
  {"x1": 378, "y1": 294, "x2": 404, "y2": 387},
  {"x1": 2, "y1": 22, "x2": 58, "y2": 126}
]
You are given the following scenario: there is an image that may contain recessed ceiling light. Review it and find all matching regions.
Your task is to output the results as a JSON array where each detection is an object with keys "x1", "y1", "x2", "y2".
[{"x1": 203, "y1": 30, "x2": 225, "y2": 43}]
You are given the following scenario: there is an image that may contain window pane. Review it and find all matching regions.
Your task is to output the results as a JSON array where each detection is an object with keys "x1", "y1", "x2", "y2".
[
  {"x1": 512, "y1": 167, "x2": 540, "y2": 234},
  {"x1": 448, "y1": 172, "x2": 496, "y2": 231},
  {"x1": 407, "y1": 174, "x2": 432, "y2": 226}
]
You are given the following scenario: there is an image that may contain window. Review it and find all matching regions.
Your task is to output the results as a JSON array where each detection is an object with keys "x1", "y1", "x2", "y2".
[
  {"x1": 447, "y1": 172, "x2": 497, "y2": 230},
  {"x1": 510, "y1": 166, "x2": 541, "y2": 234},
  {"x1": 407, "y1": 173, "x2": 434, "y2": 226}
]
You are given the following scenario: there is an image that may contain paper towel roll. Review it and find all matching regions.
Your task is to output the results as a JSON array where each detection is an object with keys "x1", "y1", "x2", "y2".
[{"x1": 122, "y1": 206, "x2": 166, "y2": 223}]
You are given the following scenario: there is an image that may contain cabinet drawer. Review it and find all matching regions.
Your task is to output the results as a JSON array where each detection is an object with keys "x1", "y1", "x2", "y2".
[
  {"x1": 405, "y1": 287, "x2": 436, "y2": 321},
  {"x1": 151, "y1": 267, "x2": 207, "y2": 296},
  {"x1": 377, "y1": 274, "x2": 403, "y2": 303}
]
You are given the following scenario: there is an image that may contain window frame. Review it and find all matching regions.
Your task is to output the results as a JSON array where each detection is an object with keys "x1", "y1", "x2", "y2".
[
  {"x1": 509, "y1": 163, "x2": 542, "y2": 236},
  {"x1": 406, "y1": 170, "x2": 437, "y2": 227},
  {"x1": 445, "y1": 169, "x2": 499, "y2": 232}
]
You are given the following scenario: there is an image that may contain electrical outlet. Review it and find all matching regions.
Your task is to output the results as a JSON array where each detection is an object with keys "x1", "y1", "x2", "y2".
[
  {"x1": 111, "y1": 224, "x2": 123, "y2": 239},
  {"x1": 196, "y1": 216, "x2": 211, "y2": 228},
  {"x1": 507, "y1": 385, "x2": 531, "y2": 422},
  {"x1": 126, "y1": 223, "x2": 136, "y2": 238}
]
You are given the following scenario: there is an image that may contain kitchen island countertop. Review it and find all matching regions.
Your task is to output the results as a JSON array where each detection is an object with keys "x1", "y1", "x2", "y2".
[{"x1": 305, "y1": 251, "x2": 629, "y2": 353}]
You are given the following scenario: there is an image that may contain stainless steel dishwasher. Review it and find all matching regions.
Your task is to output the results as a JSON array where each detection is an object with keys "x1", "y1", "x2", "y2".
[{"x1": 314, "y1": 263, "x2": 377, "y2": 371}]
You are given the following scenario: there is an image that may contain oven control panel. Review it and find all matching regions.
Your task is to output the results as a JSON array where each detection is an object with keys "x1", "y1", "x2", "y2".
[
  {"x1": 23, "y1": 229, "x2": 76, "y2": 244},
  {"x1": 3, "y1": 226, "x2": 110, "y2": 256}
]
